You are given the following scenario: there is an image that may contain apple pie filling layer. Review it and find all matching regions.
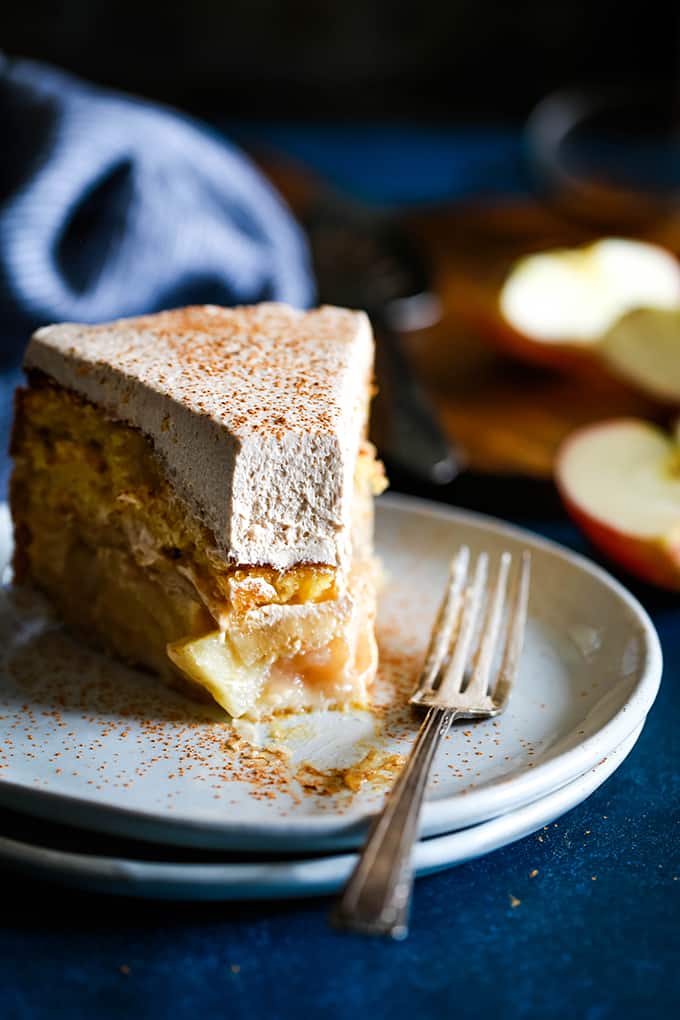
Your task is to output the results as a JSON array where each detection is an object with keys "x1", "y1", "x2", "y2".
[
  {"x1": 10, "y1": 510, "x2": 377, "y2": 717},
  {"x1": 167, "y1": 567, "x2": 378, "y2": 718},
  {"x1": 10, "y1": 381, "x2": 381, "y2": 717}
]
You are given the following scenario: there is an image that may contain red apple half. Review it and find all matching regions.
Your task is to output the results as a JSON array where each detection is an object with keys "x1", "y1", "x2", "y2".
[
  {"x1": 555, "y1": 418, "x2": 680, "y2": 589},
  {"x1": 493, "y1": 238, "x2": 680, "y2": 369}
]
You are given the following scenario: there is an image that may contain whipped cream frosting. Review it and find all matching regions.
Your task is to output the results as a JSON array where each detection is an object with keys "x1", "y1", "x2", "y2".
[{"x1": 25, "y1": 303, "x2": 374, "y2": 569}]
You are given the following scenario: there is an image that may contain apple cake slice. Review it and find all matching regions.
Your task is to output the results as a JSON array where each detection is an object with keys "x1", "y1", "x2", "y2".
[{"x1": 10, "y1": 304, "x2": 386, "y2": 719}]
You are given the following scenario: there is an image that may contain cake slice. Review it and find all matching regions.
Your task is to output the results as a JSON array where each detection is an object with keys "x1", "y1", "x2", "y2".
[{"x1": 10, "y1": 304, "x2": 386, "y2": 719}]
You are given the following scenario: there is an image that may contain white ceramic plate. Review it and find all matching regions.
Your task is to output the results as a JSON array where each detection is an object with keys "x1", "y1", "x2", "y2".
[
  {"x1": 0, "y1": 496, "x2": 662, "y2": 851},
  {"x1": 0, "y1": 725, "x2": 642, "y2": 900}
]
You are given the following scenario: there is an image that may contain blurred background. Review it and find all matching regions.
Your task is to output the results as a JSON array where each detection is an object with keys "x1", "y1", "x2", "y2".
[
  {"x1": 3, "y1": 0, "x2": 680, "y2": 527},
  {"x1": 1, "y1": 5, "x2": 678, "y2": 1007},
  {"x1": 4, "y1": 0, "x2": 679, "y2": 120}
]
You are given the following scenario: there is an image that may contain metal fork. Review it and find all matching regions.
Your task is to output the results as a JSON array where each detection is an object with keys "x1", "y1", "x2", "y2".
[{"x1": 331, "y1": 546, "x2": 531, "y2": 939}]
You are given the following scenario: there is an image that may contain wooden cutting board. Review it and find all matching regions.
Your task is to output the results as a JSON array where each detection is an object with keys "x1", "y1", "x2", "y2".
[{"x1": 259, "y1": 154, "x2": 680, "y2": 479}]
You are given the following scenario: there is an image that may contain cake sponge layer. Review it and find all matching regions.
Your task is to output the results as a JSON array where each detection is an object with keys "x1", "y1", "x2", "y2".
[
  {"x1": 10, "y1": 378, "x2": 382, "y2": 717},
  {"x1": 24, "y1": 303, "x2": 374, "y2": 569}
]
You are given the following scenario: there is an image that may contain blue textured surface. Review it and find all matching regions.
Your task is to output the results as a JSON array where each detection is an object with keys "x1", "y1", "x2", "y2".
[
  {"x1": 0, "y1": 58, "x2": 313, "y2": 359},
  {"x1": 229, "y1": 122, "x2": 530, "y2": 205},
  {"x1": 0, "y1": 125, "x2": 678, "y2": 1020}
]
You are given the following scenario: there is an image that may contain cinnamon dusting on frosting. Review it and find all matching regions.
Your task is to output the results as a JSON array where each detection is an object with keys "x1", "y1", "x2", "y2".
[{"x1": 24, "y1": 304, "x2": 374, "y2": 570}]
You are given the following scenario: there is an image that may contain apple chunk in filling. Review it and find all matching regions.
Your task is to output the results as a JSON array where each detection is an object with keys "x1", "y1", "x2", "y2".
[{"x1": 168, "y1": 619, "x2": 376, "y2": 719}]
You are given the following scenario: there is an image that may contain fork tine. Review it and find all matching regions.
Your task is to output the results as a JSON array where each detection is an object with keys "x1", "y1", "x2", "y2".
[
  {"x1": 436, "y1": 552, "x2": 488, "y2": 700},
  {"x1": 332, "y1": 547, "x2": 532, "y2": 937},
  {"x1": 492, "y1": 550, "x2": 531, "y2": 708},
  {"x1": 465, "y1": 551, "x2": 512, "y2": 700},
  {"x1": 416, "y1": 546, "x2": 469, "y2": 696}
]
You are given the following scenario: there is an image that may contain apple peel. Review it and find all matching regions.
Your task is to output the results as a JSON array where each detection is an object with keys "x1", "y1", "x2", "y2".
[{"x1": 555, "y1": 418, "x2": 680, "y2": 590}]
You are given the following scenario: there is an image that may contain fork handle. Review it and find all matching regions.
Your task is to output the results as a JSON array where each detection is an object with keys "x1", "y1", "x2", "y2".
[{"x1": 331, "y1": 706, "x2": 456, "y2": 938}]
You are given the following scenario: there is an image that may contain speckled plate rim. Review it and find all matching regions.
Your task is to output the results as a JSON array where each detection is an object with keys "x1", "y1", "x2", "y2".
[
  {"x1": 0, "y1": 724, "x2": 643, "y2": 900},
  {"x1": 0, "y1": 495, "x2": 663, "y2": 850}
]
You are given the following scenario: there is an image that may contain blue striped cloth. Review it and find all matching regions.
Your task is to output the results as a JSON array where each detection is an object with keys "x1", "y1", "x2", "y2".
[{"x1": 0, "y1": 56, "x2": 314, "y2": 362}]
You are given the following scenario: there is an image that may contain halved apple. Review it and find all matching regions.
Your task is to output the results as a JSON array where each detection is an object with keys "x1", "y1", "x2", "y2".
[
  {"x1": 491, "y1": 238, "x2": 680, "y2": 369},
  {"x1": 555, "y1": 418, "x2": 680, "y2": 589},
  {"x1": 601, "y1": 306, "x2": 680, "y2": 404}
]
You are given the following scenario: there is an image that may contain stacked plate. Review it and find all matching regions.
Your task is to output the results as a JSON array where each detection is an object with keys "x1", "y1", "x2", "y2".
[{"x1": 0, "y1": 495, "x2": 662, "y2": 900}]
